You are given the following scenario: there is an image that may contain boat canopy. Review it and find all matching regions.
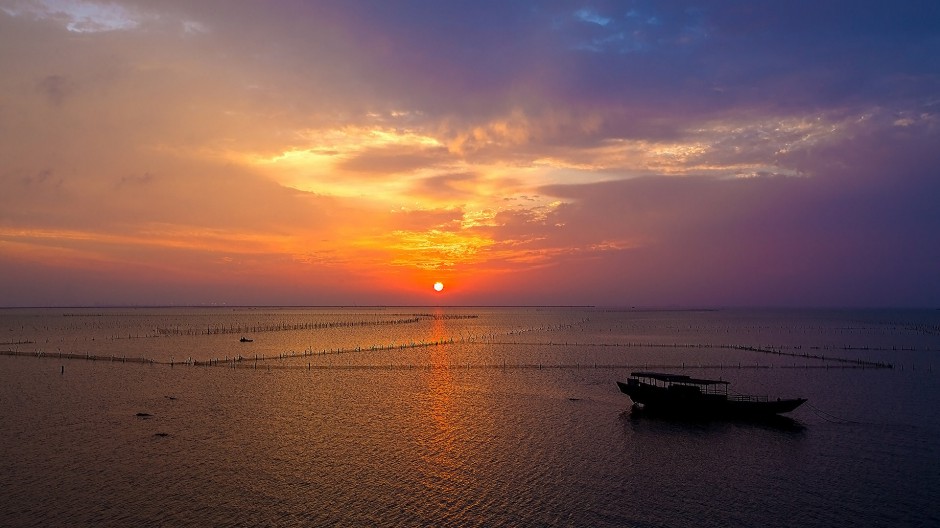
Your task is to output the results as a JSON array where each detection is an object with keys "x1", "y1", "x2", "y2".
[{"x1": 631, "y1": 371, "x2": 730, "y2": 386}]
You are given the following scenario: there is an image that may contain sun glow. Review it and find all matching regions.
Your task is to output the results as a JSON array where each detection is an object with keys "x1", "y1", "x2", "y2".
[{"x1": 433, "y1": 281, "x2": 444, "y2": 292}]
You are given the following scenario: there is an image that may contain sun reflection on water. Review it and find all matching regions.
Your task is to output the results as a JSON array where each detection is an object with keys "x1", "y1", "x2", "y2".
[{"x1": 417, "y1": 310, "x2": 468, "y2": 510}]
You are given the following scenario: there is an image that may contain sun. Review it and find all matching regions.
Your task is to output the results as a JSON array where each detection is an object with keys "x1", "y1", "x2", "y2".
[{"x1": 433, "y1": 281, "x2": 444, "y2": 292}]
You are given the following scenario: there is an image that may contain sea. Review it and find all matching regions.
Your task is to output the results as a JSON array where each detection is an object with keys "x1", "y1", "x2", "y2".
[{"x1": 1, "y1": 307, "x2": 938, "y2": 527}]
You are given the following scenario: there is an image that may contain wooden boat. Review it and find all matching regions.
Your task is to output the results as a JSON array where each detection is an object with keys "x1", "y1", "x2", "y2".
[{"x1": 617, "y1": 371, "x2": 806, "y2": 417}]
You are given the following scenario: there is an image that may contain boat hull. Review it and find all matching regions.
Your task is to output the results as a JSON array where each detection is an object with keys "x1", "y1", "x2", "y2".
[{"x1": 617, "y1": 380, "x2": 806, "y2": 418}]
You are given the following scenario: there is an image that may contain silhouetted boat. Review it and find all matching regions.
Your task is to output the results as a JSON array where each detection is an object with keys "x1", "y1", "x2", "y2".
[
  {"x1": 617, "y1": 372, "x2": 806, "y2": 418},
  {"x1": 239, "y1": 337, "x2": 253, "y2": 342}
]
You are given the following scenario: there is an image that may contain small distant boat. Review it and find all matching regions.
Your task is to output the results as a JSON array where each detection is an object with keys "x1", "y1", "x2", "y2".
[
  {"x1": 239, "y1": 337, "x2": 253, "y2": 343},
  {"x1": 618, "y1": 372, "x2": 806, "y2": 418}
]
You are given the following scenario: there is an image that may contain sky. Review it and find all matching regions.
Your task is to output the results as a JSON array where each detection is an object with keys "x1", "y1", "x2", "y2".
[{"x1": 1, "y1": 0, "x2": 939, "y2": 307}]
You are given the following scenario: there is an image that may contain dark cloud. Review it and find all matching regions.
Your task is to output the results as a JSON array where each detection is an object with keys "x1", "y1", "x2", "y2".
[
  {"x1": 37, "y1": 74, "x2": 75, "y2": 106},
  {"x1": 412, "y1": 172, "x2": 480, "y2": 200},
  {"x1": 532, "y1": 119, "x2": 940, "y2": 306},
  {"x1": 116, "y1": 171, "x2": 155, "y2": 188},
  {"x1": 19, "y1": 168, "x2": 63, "y2": 188},
  {"x1": 337, "y1": 146, "x2": 448, "y2": 175}
]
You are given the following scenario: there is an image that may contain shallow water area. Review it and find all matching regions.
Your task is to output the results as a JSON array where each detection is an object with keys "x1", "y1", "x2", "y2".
[{"x1": 2, "y1": 307, "x2": 939, "y2": 526}]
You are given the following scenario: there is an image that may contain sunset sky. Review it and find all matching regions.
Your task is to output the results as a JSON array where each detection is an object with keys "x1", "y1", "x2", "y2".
[{"x1": 2, "y1": 1, "x2": 939, "y2": 307}]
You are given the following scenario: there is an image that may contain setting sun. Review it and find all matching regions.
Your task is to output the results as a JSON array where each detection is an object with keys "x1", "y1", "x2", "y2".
[{"x1": 433, "y1": 282, "x2": 444, "y2": 292}]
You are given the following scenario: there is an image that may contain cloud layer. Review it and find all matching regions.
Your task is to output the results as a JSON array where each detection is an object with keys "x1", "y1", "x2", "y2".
[{"x1": 1, "y1": 0, "x2": 939, "y2": 306}]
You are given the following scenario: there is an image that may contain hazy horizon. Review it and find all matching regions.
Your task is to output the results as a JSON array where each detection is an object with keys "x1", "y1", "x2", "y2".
[{"x1": 1, "y1": 303, "x2": 935, "y2": 311}]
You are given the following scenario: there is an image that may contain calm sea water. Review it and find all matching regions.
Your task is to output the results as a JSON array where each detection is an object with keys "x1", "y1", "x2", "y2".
[{"x1": 1, "y1": 307, "x2": 939, "y2": 527}]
